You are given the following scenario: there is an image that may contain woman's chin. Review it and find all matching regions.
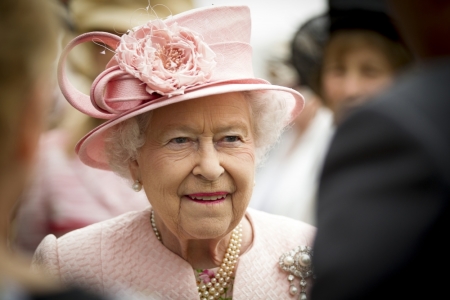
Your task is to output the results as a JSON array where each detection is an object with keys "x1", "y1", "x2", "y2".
[{"x1": 185, "y1": 227, "x2": 231, "y2": 241}]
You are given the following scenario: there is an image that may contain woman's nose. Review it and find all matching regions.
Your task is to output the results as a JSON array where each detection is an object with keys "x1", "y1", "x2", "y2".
[
  {"x1": 192, "y1": 143, "x2": 224, "y2": 181},
  {"x1": 341, "y1": 75, "x2": 365, "y2": 101}
]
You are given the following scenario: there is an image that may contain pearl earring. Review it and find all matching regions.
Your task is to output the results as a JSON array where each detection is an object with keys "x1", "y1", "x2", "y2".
[{"x1": 132, "y1": 180, "x2": 142, "y2": 192}]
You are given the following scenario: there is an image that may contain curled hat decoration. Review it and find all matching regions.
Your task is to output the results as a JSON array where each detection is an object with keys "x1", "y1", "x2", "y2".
[{"x1": 58, "y1": 5, "x2": 305, "y2": 170}]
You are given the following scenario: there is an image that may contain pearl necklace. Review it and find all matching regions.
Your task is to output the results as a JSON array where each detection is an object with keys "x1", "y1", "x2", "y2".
[{"x1": 150, "y1": 210, "x2": 242, "y2": 300}]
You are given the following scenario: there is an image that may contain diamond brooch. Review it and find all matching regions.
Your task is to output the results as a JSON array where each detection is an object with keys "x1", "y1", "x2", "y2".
[{"x1": 279, "y1": 245, "x2": 313, "y2": 299}]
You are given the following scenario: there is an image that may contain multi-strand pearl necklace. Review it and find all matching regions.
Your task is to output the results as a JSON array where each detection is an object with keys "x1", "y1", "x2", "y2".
[{"x1": 150, "y1": 210, "x2": 242, "y2": 300}]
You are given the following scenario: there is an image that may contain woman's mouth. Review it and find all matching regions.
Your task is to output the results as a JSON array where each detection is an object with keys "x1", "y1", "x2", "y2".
[{"x1": 186, "y1": 192, "x2": 228, "y2": 203}]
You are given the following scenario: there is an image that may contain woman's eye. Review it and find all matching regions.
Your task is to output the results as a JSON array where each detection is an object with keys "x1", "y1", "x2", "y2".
[
  {"x1": 170, "y1": 137, "x2": 189, "y2": 144},
  {"x1": 364, "y1": 69, "x2": 380, "y2": 77},
  {"x1": 362, "y1": 65, "x2": 386, "y2": 78},
  {"x1": 223, "y1": 136, "x2": 240, "y2": 143},
  {"x1": 324, "y1": 64, "x2": 345, "y2": 77}
]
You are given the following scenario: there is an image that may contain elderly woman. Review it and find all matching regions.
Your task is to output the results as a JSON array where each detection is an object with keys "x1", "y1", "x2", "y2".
[{"x1": 32, "y1": 5, "x2": 316, "y2": 300}]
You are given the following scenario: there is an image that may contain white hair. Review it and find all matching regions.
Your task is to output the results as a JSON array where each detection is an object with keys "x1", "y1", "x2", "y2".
[{"x1": 105, "y1": 91, "x2": 295, "y2": 180}]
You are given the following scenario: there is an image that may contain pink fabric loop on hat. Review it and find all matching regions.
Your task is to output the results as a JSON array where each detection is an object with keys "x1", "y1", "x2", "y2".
[
  {"x1": 90, "y1": 66, "x2": 158, "y2": 114},
  {"x1": 57, "y1": 32, "x2": 121, "y2": 119}
]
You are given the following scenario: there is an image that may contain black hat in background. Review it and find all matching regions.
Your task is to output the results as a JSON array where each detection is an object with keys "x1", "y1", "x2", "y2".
[
  {"x1": 289, "y1": 14, "x2": 329, "y2": 94},
  {"x1": 327, "y1": 0, "x2": 401, "y2": 41},
  {"x1": 328, "y1": 0, "x2": 388, "y2": 14}
]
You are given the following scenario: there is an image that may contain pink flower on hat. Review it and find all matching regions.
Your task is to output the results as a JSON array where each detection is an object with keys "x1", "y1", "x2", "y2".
[{"x1": 115, "y1": 19, "x2": 216, "y2": 97}]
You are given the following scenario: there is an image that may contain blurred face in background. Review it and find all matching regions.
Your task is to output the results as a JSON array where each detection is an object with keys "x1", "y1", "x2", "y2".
[{"x1": 321, "y1": 30, "x2": 400, "y2": 123}]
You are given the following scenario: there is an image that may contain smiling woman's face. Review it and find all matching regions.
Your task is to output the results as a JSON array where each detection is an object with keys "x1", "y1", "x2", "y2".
[{"x1": 130, "y1": 92, "x2": 256, "y2": 240}]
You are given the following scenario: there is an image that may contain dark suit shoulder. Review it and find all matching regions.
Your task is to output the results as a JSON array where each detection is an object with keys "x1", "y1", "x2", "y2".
[
  {"x1": 313, "y1": 60, "x2": 450, "y2": 300},
  {"x1": 340, "y1": 59, "x2": 450, "y2": 183}
]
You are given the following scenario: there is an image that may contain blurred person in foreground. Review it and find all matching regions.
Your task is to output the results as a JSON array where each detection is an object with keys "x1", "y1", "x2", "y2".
[
  {"x1": 13, "y1": 0, "x2": 194, "y2": 255},
  {"x1": 311, "y1": 0, "x2": 450, "y2": 299},
  {"x1": 0, "y1": 0, "x2": 111, "y2": 299},
  {"x1": 32, "y1": 5, "x2": 316, "y2": 299}
]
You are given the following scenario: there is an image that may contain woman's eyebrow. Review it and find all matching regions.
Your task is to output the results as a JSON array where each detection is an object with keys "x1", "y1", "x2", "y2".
[
  {"x1": 159, "y1": 120, "x2": 250, "y2": 134},
  {"x1": 214, "y1": 123, "x2": 249, "y2": 135}
]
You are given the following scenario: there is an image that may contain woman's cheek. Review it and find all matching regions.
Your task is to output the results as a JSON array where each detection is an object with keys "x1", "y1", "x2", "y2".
[{"x1": 220, "y1": 144, "x2": 256, "y2": 163}]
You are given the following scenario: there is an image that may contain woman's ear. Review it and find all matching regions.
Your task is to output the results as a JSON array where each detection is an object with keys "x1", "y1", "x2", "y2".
[{"x1": 128, "y1": 158, "x2": 140, "y2": 181}]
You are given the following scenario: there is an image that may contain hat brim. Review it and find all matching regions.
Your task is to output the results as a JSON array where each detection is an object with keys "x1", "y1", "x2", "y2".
[{"x1": 76, "y1": 80, "x2": 304, "y2": 170}]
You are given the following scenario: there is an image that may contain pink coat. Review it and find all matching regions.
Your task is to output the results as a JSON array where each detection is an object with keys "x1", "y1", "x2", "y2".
[{"x1": 32, "y1": 207, "x2": 316, "y2": 299}]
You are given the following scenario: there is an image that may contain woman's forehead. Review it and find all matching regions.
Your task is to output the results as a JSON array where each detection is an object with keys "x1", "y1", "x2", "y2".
[
  {"x1": 326, "y1": 30, "x2": 392, "y2": 58},
  {"x1": 148, "y1": 93, "x2": 253, "y2": 132}
]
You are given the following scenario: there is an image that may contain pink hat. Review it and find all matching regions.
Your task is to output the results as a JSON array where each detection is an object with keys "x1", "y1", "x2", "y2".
[{"x1": 58, "y1": 5, "x2": 305, "y2": 170}]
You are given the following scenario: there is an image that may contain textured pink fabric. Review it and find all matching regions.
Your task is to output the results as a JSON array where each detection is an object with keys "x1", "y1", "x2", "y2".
[
  {"x1": 14, "y1": 129, "x2": 150, "y2": 254},
  {"x1": 56, "y1": 5, "x2": 305, "y2": 171},
  {"x1": 32, "y1": 207, "x2": 316, "y2": 299}
]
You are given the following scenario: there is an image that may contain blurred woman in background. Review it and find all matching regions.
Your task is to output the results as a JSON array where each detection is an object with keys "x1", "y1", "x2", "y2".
[
  {"x1": 319, "y1": 1, "x2": 413, "y2": 124},
  {"x1": 249, "y1": 1, "x2": 413, "y2": 225}
]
